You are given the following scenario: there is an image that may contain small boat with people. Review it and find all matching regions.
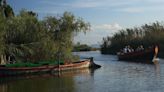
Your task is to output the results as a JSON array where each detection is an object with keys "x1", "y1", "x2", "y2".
[
  {"x1": 0, "y1": 57, "x2": 101, "y2": 77},
  {"x1": 117, "y1": 45, "x2": 158, "y2": 63}
]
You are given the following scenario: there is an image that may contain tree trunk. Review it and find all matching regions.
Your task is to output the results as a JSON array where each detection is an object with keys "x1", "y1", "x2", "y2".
[{"x1": 1, "y1": 55, "x2": 6, "y2": 65}]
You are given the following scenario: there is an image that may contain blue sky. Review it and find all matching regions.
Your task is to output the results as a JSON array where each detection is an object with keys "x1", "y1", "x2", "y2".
[{"x1": 7, "y1": 0, "x2": 164, "y2": 45}]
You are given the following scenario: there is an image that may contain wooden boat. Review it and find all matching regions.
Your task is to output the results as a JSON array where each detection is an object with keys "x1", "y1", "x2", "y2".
[
  {"x1": 117, "y1": 46, "x2": 158, "y2": 63},
  {"x1": 0, "y1": 57, "x2": 101, "y2": 77}
]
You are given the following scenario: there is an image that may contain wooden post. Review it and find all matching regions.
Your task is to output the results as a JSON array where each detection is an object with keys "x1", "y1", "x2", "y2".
[
  {"x1": 89, "y1": 57, "x2": 94, "y2": 67},
  {"x1": 90, "y1": 57, "x2": 93, "y2": 63}
]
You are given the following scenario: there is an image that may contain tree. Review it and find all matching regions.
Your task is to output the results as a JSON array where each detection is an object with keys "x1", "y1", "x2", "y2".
[
  {"x1": 101, "y1": 21, "x2": 164, "y2": 57},
  {"x1": 0, "y1": 10, "x2": 90, "y2": 64},
  {"x1": 42, "y1": 12, "x2": 90, "y2": 61},
  {"x1": 0, "y1": 0, "x2": 14, "y2": 18}
]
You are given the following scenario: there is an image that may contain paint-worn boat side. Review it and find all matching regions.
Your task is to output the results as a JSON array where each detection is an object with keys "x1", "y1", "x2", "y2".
[
  {"x1": 0, "y1": 58, "x2": 101, "y2": 77},
  {"x1": 117, "y1": 46, "x2": 158, "y2": 63}
]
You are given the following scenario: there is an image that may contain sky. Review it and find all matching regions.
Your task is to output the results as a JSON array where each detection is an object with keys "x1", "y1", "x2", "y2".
[{"x1": 7, "y1": 0, "x2": 164, "y2": 45}]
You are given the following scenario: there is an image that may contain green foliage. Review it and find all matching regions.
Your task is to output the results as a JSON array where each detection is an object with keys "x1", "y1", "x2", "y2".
[
  {"x1": 0, "y1": 1, "x2": 90, "y2": 63},
  {"x1": 0, "y1": 10, "x2": 90, "y2": 63},
  {"x1": 73, "y1": 43, "x2": 92, "y2": 51},
  {"x1": 0, "y1": 0, "x2": 14, "y2": 18},
  {"x1": 3, "y1": 10, "x2": 47, "y2": 62},
  {"x1": 101, "y1": 21, "x2": 164, "y2": 57},
  {"x1": 42, "y1": 12, "x2": 90, "y2": 61},
  {"x1": 0, "y1": 15, "x2": 5, "y2": 55}
]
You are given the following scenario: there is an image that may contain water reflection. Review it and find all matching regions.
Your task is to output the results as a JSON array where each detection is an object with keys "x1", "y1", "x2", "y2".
[
  {"x1": 0, "y1": 51, "x2": 164, "y2": 92},
  {"x1": 0, "y1": 68, "x2": 98, "y2": 92},
  {"x1": 154, "y1": 60, "x2": 160, "y2": 79}
]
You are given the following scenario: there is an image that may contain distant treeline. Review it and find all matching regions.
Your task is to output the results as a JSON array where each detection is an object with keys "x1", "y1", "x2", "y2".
[
  {"x1": 73, "y1": 43, "x2": 99, "y2": 52},
  {"x1": 101, "y1": 22, "x2": 164, "y2": 57}
]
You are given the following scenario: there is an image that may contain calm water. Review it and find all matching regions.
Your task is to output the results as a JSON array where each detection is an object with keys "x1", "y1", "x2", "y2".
[{"x1": 0, "y1": 51, "x2": 164, "y2": 92}]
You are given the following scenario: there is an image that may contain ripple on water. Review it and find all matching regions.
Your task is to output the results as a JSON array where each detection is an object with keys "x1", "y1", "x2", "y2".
[{"x1": 0, "y1": 51, "x2": 164, "y2": 92}]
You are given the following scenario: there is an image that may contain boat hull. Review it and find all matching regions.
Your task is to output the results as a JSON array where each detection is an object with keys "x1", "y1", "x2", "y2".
[
  {"x1": 0, "y1": 59, "x2": 95, "y2": 77},
  {"x1": 117, "y1": 46, "x2": 158, "y2": 63}
]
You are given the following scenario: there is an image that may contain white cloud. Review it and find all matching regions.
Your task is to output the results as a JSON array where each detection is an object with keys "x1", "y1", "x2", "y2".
[
  {"x1": 39, "y1": 0, "x2": 101, "y2": 9},
  {"x1": 70, "y1": 2, "x2": 101, "y2": 8},
  {"x1": 74, "y1": 23, "x2": 123, "y2": 45},
  {"x1": 38, "y1": 0, "x2": 135, "y2": 10},
  {"x1": 115, "y1": 5, "x2": 164, "y2": 13},
  {"x1": 36, "y1": 0, "x2": 164, "y2": 14},
  {"x1": 93, "y1": 23, "x2": 122, "y2": 31},
  {"x1": 115, "y1": 7, "x2": 144, "y2": 13},
  {"x1": 145, "y1": 0, "x2": 164, "y2": 3},
  {"x1": 67, "y1": 0, "x2": 132, "y2": 9}
]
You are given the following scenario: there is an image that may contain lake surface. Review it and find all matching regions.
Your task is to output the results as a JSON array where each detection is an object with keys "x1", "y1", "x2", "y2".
[{"x1": 0, "y1": 51, "x2": 164, "y2": 92}]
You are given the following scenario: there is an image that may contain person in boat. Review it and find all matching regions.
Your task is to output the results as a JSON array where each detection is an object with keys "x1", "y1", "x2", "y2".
[
  {"x1": 136, "y1": 45, "x2": 144, "y2": 51},
  {"x1": 123, "y1": 45, "x2": 134, "y2": 53},
  {"x1": 127, "y1": 46, "x2": 131, "y2": 52},
  {"x1": 140, "y1": 45, "x2": 144, "y2": 50},
  {"x1": 123, "y1": 46, "x2": 128, "y2": 53},
  {"x1": 127, "y1": 45, "x2": 134, "y2": 52}
]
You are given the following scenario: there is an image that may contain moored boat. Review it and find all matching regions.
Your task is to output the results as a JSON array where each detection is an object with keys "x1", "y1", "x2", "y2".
[
  {"x1": 117, "y1": 46, "x2": 158, "y2": 63},
  {"x1": 0, "y1": 57, "x2": 101, "y2": 77}
]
